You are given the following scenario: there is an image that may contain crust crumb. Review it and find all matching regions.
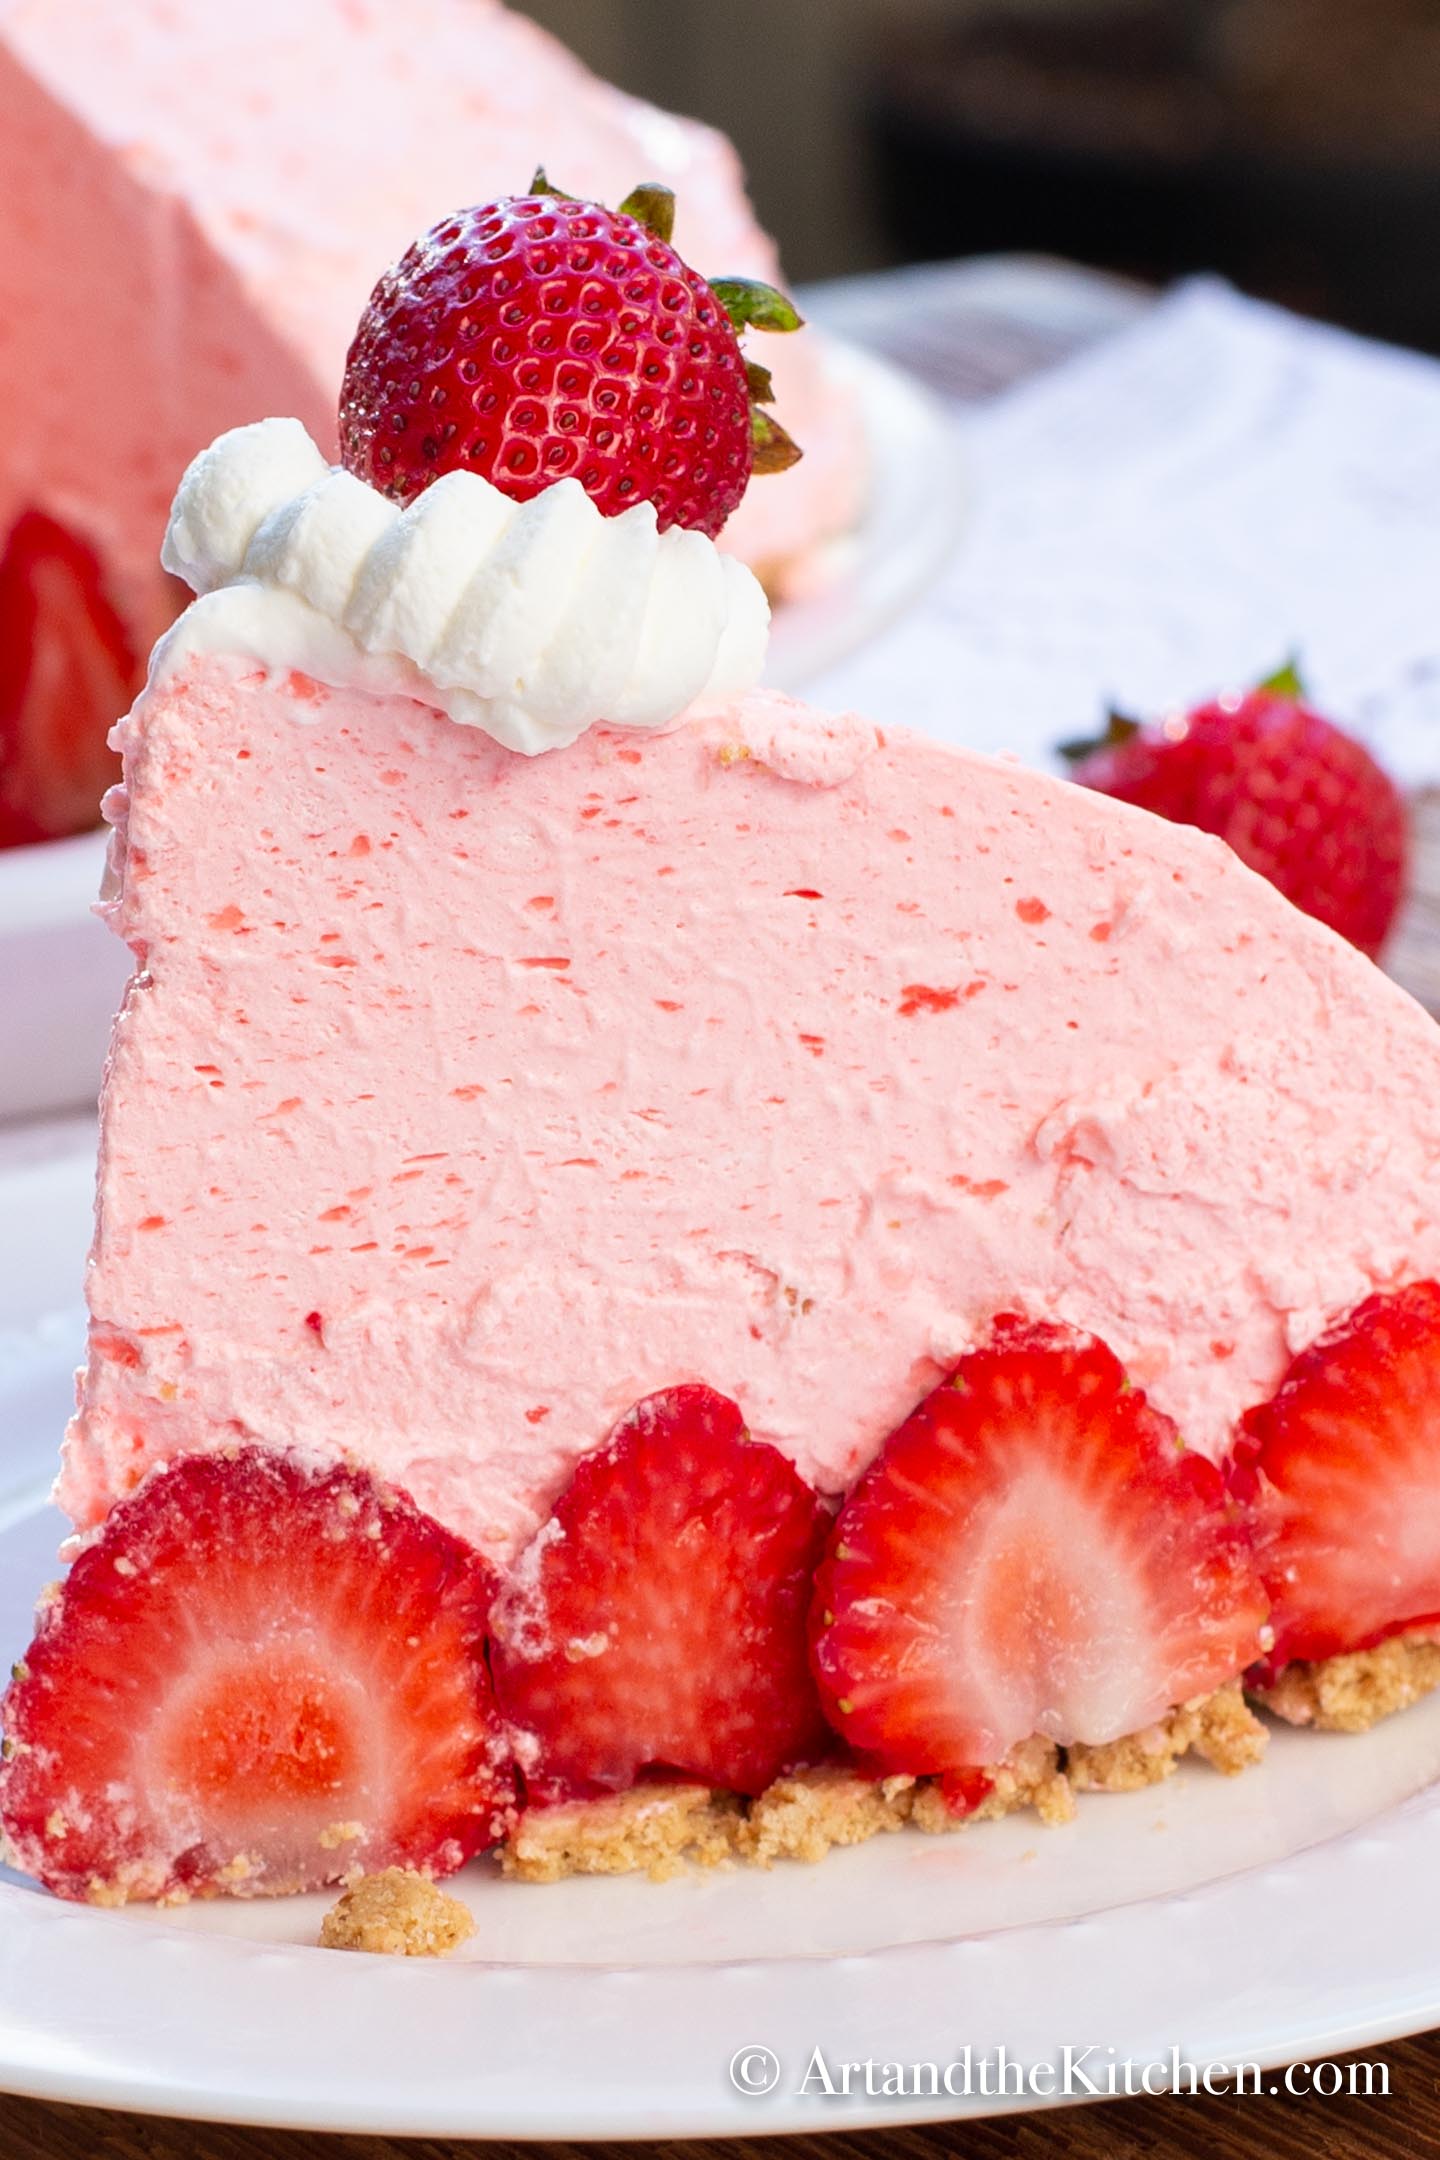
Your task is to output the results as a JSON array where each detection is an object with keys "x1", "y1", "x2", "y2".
[
  {"x1": 318, "y1": 1819, "x2": 365, "y2": 1850},
  {"x1": 1253, "y1": 1631, "x2": 1440, "y2": 1734},
  {"x1": 1067, "y1": 1681, "x2": 1268, "y2": 1792},
  {"x1": 319, "y1": 1868, "x2": 474, "y2": 1957},
  {"x1": 911, "y1": 1737, "x2": 1075, "y2": 1833},
  {"x1": 501, "y1": 1782, "x2": 742, "y2": 1885},
  {"x1": 85, "y1": 1878, "x2": 132, "y2": 1909},
  {"x1": 83, "y1": 1859, "x2": 161, "y2": 1908},
  {"x1": 738, "y1": 1765, "x2": 915, "y2": 1866}
]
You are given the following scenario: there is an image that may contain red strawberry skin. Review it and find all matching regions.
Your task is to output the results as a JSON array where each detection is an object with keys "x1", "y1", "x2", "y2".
[
  {"x1": 1233, "y1": 1281, "x2": 1440, "y2": 1670},
  {"x1": 1070, "y1": 690, "x2": 1407, "y2": 958},
  {"x1": 339, "y1": 193, "x2": 753, "y2": 537},
  {"x1": 810, "y1": 1320, "x2": 1268, "y2": 1773},
  {"x1": 490, "y1": 1385, "x2": 830, "y2": 1798},
  {"x1": 0, "y1": 1449, "x2": 514, "y2": 1904},
  {"x1": 0, "y1": 508, "x2": 138, "y2": 850}
]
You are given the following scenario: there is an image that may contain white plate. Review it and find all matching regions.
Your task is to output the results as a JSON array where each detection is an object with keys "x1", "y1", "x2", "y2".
[
  {"x1": 0, "y1": 829, "x2": 127, "y2": 1123},
  {"x1": 763, "y1": 338, "x2": 964, "y2": 691},
  {"x1": 0, "y1": 336, "x2": 961, "y2": 1127},
  {"x1": 4, "y1": 1145, "x2": 1440, "y2": 2136}
]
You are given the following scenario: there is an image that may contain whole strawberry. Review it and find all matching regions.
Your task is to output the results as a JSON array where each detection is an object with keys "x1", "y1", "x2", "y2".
[
  {"x1": 339, "y1": 173, "x2": 801, "y2": 539},
  {"x1": 1064, "y1": 666, "x2": 1408, "y2": 958}
]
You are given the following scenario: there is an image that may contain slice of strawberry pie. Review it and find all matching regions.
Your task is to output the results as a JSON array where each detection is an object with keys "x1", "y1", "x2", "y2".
[{"x1": 7, "y1": 186, "x2": 1440, "y2": 1907}]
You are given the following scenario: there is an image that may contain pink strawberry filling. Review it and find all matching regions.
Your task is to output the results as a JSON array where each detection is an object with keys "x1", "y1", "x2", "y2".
[{"x1": 65, "y1": 677, "x2": 1440, "y2": 1567}]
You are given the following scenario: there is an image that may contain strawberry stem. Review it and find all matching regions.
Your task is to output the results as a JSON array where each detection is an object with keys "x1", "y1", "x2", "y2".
[
  {"x1": 617, "y1": 183, "x2": 676, "y2": 244},
  {"x1": 711, "y1": 277, "x2": 805, "y2": 335}
]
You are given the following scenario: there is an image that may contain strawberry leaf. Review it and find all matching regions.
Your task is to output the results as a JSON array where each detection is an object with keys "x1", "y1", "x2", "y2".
[
  {"x1": 1255, "y1": 656, "x2": 1306, "y2": 700},
  {"x1": 617, "y1": 183, "x2": 675, "y2": 244},
  {"x1": 710, "y1": 277, "x2": 804, "y2": 335},
  {"x1": 528, "y1": 166, "x2": 577, "y2": 201},
  {"x1": 751, "y1": 407, "x2": 803, "y2": 475},
  {"x1": 745, "y1": 359, "x2": 776, "y2": 405},
  {"x1": 1058, "y1": 709, "x2": 1141, "y2": 765}
]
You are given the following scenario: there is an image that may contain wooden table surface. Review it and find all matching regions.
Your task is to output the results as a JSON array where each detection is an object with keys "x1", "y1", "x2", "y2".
[{"x1": 11, "y1": 259, "x2": 1440, "y2": 2159}]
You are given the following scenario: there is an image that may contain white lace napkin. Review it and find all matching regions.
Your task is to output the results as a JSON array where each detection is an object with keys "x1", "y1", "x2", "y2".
[{"x1": 814, "y1": 277, "x2": 1440, "y2": 789}]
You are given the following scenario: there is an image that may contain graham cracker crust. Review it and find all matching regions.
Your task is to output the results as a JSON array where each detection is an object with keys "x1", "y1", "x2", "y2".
[
  {"x1": 502, "y1": 1784, "x2": 744, "y2": 1885},
  {"x1": 1068, "y1": 1680, "x2": 1267, "y2": 1791},
  {"x1": 500, "y1": 1688, "x2": 1266, "y2": 1884},
  {"x1": 1250, "y1": 1629, "x2": 1440, "y2": 1734},
  {"x1": 741, "y1": 1735, "x2": 1078, "y2": 1869}
]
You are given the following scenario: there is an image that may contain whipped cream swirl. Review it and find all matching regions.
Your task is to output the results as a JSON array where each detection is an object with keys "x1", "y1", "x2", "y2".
[{"x1": 160, "y1": 419, "x2": 770, "y2": 755}]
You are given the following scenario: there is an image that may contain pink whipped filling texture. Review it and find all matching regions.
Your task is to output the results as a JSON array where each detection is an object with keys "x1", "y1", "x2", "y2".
[{"x1": 61, "y1": 670, "x2": 1440, "y2": 1563}]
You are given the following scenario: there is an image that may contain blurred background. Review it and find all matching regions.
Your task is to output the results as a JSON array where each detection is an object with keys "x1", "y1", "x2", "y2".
[{"x1": 520, "y1": 0, "x2": 1440, "y2": 349}]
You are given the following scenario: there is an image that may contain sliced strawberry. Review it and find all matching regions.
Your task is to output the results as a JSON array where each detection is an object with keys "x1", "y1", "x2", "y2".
[
  {"x1": 0, "y1": 507, "x2": 138, "y2": 849},
  {"x1": 935, "y1": 1766, "x2": 996, "y2": 1819},
  {"x1": 490, "y1": 1385, "x2": 830, "y2": 1797},
  {"x1": 810, "y1": 1319, "x2": 1268, "y2": 1772},
  {"x1": 1233, "y1": 1280, "x2": 1440, "y2": 1669},
  {"x1": 0, "y1": 1448, "x2": 514, "y2": 1903}
]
